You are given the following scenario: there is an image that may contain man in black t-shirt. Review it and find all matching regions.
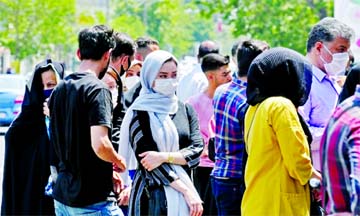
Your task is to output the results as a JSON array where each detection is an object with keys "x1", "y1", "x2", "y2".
[{"x1": 49, "y1": 25, "x2": 126, "y2": 215}]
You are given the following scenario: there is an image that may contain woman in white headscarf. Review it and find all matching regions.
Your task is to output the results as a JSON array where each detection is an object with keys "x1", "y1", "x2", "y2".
[{"x1": 118, "y1": 50, "x2": 203, "y2": 216}]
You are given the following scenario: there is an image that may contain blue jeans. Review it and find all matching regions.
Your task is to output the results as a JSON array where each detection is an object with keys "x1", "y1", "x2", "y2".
[
  {"x1": 211, "y1": 176, "x2": 245, "y2": 216},
  {"x1": 54, "y1": 200, "x2": 124, "y2": 216}
]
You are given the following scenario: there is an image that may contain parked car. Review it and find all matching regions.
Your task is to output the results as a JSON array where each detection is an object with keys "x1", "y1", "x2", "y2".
[{"x1": 0, "y1": 74, "x2": 26, "y2": 126}]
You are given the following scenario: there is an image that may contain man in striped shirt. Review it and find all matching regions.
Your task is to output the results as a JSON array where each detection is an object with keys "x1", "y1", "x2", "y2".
[{"x1": 320, "y1": 85, "x2": 360, "y2": 215}]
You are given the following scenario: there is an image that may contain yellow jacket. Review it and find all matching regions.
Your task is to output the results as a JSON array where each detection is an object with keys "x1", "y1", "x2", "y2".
[{"x1": 242, "y1": 97, "x2": 312, "y2": 216}]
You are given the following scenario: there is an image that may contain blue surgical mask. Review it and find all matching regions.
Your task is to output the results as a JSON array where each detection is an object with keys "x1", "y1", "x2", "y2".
[{"x1": 43, "y1": 88, "x2": 54, "y2": 99}]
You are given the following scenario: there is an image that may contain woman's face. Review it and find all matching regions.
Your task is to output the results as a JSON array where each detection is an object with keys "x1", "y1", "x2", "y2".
[
  {"x1": 41, "y1": 69, "x2": 57, "y2": 90},
  {"x1": 152, "y1": 60, "x2": 177, "y2": 87},
  {"x1": 126, "y1": 64, "x2": 141, "y2": 77},
  {"x1": 102, "y1": 73, "x2": 118, "y2": 108},
  {"x1": 156, "y1": 61, "x2": 177, "y2": 79},
  {"x1": 102, "y1": 73, "x2": 117, "y2": 91}
]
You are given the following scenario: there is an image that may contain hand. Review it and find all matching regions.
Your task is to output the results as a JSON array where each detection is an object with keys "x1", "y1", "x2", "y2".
[
  {"x1": 310, "y1": 168, "x2": 322, "y2": 201},
  {"x1": 43, "y1": 99, "x2": 50, "y2": 116},
  {"x1": 183, "y1": 190, "x2": 203, "y2": 216},
  {"x1": 139, "y1": 151, "x2": 166, "y2": 171},
  {"x1": 311, "y1": 168, "x2": 322, "y2": 181},
  {"x1": 114, "y1": 156, "x2": 126, "y2": 172},
  {"x1": 112, "y1": 169, "x2": 124, "y2": 197},
  {"x1": 118, "y1": 186, "x2": 131, "y2": 206}
]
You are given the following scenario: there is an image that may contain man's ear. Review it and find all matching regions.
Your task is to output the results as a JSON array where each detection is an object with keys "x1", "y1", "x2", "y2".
[
  {"x1": 206, "y1": 71, "x2": 214, "y2": 81},
  {"x1": 103, "y1": 49, "x2": 111, "y2": 62},
  {"x1": 120, "y1": 55, "x2": 128, "y2": 66},
  {"x1": 76, "y1": 49, "x2": 81, "y2": 60},
  {"x1": 135, "y1": 53, "x2": 143, "y2": 61},
  {"x1": 314, "y1": 41, "x2": 323, "y2": 55}
]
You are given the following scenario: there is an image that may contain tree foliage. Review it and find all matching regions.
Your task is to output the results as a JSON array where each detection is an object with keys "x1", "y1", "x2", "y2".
[
  {"x1": 195, "y1": 0, "x2": 333, "y2": 53},
  {"x1": 0, "y1": 0, "x2": 217, "y2": 62},
  {"x1": 0, "y1": 0, "x2": 76, "y2": 60},
  {"x1": 0, "y1": 0, "x2": 330, "y2": 64},
  {"x1": 111, "y1": 0, "x2": 216, "y2": 57}
]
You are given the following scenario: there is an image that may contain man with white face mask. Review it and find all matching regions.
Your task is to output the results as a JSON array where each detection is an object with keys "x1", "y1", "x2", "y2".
[{"x1": 299, "y1": 17, "x2": 354, "y2": 171}]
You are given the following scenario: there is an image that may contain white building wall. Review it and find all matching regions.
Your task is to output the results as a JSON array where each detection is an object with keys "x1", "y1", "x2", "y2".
[{"x1": 335, "y1": 0, "x2": 360, "y2": 62}]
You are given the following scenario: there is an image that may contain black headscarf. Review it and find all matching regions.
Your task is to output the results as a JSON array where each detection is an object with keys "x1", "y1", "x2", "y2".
[
  {"x1": 2, "y1": 59, "x2": 64, "y2": 215},
  {"x1": 246, "y1": 47, "x2": 312, "y2": 108},
  {"x1": 246, "y1": 47, "x2": 313, "y2": 149},
  {"x1": 338, "y1": 65, "x2": 360, "y2": 104},
  {"x1": 11, "y1": 59, "x2": 65, "y2": 126}
]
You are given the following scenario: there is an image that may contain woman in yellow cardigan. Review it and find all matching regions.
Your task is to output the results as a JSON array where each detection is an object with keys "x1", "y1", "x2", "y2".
[{"x1": 242, "y1": 47, "x2": 321, "y2": 216}]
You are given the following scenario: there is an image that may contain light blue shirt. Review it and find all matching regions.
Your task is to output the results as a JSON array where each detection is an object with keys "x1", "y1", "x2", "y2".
[{"x1": 299, "y1": 65, "x2": 341, "y2": 170}]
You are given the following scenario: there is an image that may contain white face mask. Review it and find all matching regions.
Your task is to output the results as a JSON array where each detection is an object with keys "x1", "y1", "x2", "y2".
[
  {"x1": 320, "y1": 45, "x2": 349, "y2": 76},
  {"x1": 125, "y1": 76, "x2": 140, "y2": 90},
  {"x1": 110, "y1": 88, "x2": 118, "y2": 107},
  {"x1": 153, "y1": 78, "x2": 178, "y2": 97}
]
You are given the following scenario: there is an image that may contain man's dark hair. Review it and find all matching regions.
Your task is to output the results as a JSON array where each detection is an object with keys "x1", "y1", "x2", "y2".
[
  {"x1": 201, "y1": 53, "x2": 230, "y2": 72},
  {"x1": 198, "y1": 40, "x2": 220, "y2": 59},
  {"x1": 237, "y1": 40, "x2": 269, "y2": 77},
  {"x1": 231, "y1": 36, "x2": 251, "y2": 58},
  {"x1": 135, "y1": 36, "x2": 159, "y2": 49},
  {"x1": 231, "y1": 41, "x2": 241, "y2": 58},
  {"x1": 111, "y1": 32, "x2": 136, "y2": 60},
  {"x1": 78, "y1": 25, "x2": 115, "y2": 60}
]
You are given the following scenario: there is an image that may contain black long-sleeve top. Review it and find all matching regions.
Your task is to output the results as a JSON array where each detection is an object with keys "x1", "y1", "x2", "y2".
[{"x1": 127, "y1": 101, "x2": 203, "y2": 216}]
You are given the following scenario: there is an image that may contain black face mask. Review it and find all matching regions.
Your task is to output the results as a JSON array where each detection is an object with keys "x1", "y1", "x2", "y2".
[{"x1": 120, "y1": 56, "x2": 132, "y2": 77}]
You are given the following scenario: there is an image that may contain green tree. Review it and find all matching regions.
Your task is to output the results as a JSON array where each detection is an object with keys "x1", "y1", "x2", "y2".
[
  {"x1": 0, "y1": 0, "x2": 76, "y2": 61},
  {"x1": 111, "y1": 0, "x2": 216, "y2": 57},
  {"x1": 195, "y1": 0, "x2": 333, "y2": 54}
]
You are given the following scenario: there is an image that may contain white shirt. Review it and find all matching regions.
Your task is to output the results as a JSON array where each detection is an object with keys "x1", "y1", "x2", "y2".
[{"x1": 176, "y1": 63, "x2": 208, "y2": 102}]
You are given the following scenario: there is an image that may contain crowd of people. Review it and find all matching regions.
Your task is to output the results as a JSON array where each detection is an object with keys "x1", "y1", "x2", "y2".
[{"x1": 1, "y1": 16, "x2": 360, "y2": 216}]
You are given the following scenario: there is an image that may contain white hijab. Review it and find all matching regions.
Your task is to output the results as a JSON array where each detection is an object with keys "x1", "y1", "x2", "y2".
[{"x1": 118, "y1": 50, "x2": 199, "y2": 215}]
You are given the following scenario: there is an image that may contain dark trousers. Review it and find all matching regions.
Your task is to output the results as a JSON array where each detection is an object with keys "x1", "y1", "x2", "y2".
[
  {"x1": 140, "y1": 186, "x2": 167, "y2": 215},
  {"x1": 210, "y1": 176, "x2": 245, "y2": 216},
  {"x1": 193, "y1": 167, "x2": 218, "y2": 216}
]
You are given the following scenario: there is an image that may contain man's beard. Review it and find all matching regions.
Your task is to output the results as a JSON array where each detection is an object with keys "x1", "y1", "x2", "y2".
[{"x1": 98, "y1": 59, "x2": 110, "y2": 79}]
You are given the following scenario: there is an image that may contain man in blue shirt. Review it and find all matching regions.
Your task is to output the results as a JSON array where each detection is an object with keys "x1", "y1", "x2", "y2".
[{"x1": 299, "y1": 17, "x2": 354, "y2": 170}]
